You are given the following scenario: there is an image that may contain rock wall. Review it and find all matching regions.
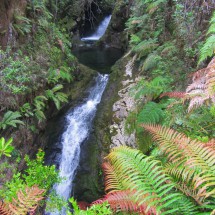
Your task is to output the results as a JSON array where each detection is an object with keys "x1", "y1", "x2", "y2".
[{"x1": 110, "y1": 55, "x2": 138, "y2": 148}]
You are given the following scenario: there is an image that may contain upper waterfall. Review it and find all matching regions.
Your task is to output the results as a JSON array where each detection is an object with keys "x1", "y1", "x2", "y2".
[{"x1": 81, "y1": 15, "x2": 111, "y2": 41}]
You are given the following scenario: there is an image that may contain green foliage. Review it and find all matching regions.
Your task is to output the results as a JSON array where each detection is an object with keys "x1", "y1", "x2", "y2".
[
  {"x1": 46, "y1": 191, "x2": 69, "y2": 213},
  {"x1": 164, "y1": 102, "x2": 215, "y2": 139},
  {"x1": 0, "y1": 137, "x2": 14, "y2": 158},
  {"x1": 68, "y1": 198, "x2": 111, "y2": 215},
  {"x1": 0, "y1": 150, "x2": 60, "y2": 203},
  {"x1": 0, "y1": 111, "x2": 24, "y2": 130},
  {"x1": 132, "y1": 39, "x2": 159, "y2": 58},
  {"x1": 146, "y1": 0, "x2": 167, "y2": 14},
  {"x1": 129, "y1": 34, "x2": 141, "y2": 45},
  {"x1": 199, "y1": 35, "x2": 215, "y2": 63},
  {"x1": 1, "y1": 55, "x2": 31, "y2": 94},
  {"x1": 199, "y1": 12, "x2": 215, "y2": 63},
  {"x1": 33, "y1": 96, "x2": 47, "y2": 121},
  {"x1": 137, "y1": 102, "x2": 165, "y2": 125},
  {"x1": 45, "y1": 85, "x2": 68, "y2": 110},
  {"x1": 12, "y1": 13, "x2": 32, "y2": 35},
  {"x1": 132, "y1": 76, "x2": 172, "y2": 101},
  {"x1": 142, "y1": 124, "x2": 215, "y2": 210},
  {"x1": 19, "y1": 103, "x2": 34, "y2": 118},
  {"x1": 141, "y1": 53, "x2": 162, "y2": 71}
]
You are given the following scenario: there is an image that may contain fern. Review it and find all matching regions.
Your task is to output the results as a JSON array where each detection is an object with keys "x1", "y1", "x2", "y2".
[
  {"x1": 0, "y1": 201, "x2": 12, "y2": 215},
  {"x1": 163, "y1": 58, "x2": 215, "y2": 112},
  {"x1": 8, "y1": 186, "x2": 45, "y2": 215},
  {"x1": 33, "y1": 96, "x2": 47, "y2": 110},
  {"x1": 137, "y1": 102, "x2": 165, "y2": 125},
  {"x1": 160, "y1": 92, "x2": 186, "y2": 99},
  {"x1": 133, "y1": 39, "x2": 159, "y2": 58},
  {"x1": 0, "y1": 111, "x2": 24, "y2": 130},
  {"x1": 141, "y1": 53, "x2": 162, "y2": 71},
  {"x1": 142, "y1": 124, "x2": 215, "y2": 203},
  {"x1": 102, "y1": 162, "x2": 126, "y2": 193},
  {"x1": 45, "y1": 85, "x2": 68, "y2": 110},
  {"x1": 104, "y1": 146, "x2": 198, "y2": 214},
  {"x1": 199, "y1": 12, "x2": 215, "y2": 63},
  {"x1": 33, "y1": 96, "x2": 47, "y2": 122},
  {"x1": 134, "y1": 76, "x2": 171, "y2": 100},
  {"x1": 147, "y1": 0, "x2": 167, "y2": 14},
  {"x1": 93, "y1": 190, "x2": 157, "y2": 214}
]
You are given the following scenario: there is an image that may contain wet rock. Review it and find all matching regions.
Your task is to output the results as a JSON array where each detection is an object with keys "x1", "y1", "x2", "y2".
[{"x1": 109, "y1": 55, "x2": 138, "y2": 148}]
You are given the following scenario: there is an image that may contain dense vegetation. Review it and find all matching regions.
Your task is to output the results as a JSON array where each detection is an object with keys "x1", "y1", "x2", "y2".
[{"x1": 0, "y1": 0, "x2": 215, "y2": 214}]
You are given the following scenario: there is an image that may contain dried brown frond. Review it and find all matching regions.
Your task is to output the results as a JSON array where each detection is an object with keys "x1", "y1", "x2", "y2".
[
  {"x1": 160, "y1": 92, "x2": 186, "y2": 98},
  {"x1": 93, "y1": 190, "x2": 158, "y2": 215},
  {"x1": 0, "y1": 201, "x2": 12, "y2": 215},
  {"x1": 8, "y1": 186, "x2": 45, "y2": 215}
]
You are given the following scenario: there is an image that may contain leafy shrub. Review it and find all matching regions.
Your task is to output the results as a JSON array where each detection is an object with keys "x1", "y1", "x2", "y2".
[{"x1": 0, "y1": 150, "x2": 60, "y2": 202}]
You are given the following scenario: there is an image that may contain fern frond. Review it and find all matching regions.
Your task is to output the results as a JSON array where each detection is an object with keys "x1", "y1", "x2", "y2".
[
  {"x1": 133, "y1": 40, "x2": 158, "y2": 58},
  {"x1": 141, "y1": 54, "x2": 161, "y2": 71},
  {"x1": 93, "y1": 190, "x2": 157, "y2": 215},
  {"x1": 160, "y1": 92, "x2": 186, "y2": 99},
  {"x1": 205, "y1": 139, "x2": 215, "y2": 149},
  {"x1": 8, "y1": 186, "x2": 45, "y2": 215},
  {"x1": 164, "y1": 163, "x2": 206, "y2": 205},
  {"x1": 199, "y1": 35, "x2": 215, "y2": 63},
  {"x1": 190, "y1": 68, "x2": 208, "y2": 82},
  {"x1": 0, "y1": 111, "x2": 24, "y2": 130},
  {"x1": 206, "y1": 64, "x2": 215, "y2": 97},
  {"x1": 142, "y1": 124, "x2": 215, "y2": 199},
  {"x1": 187, "y1": 95, "x2": 208, "y2": 112},
  {"x1": 102, "y1": 162, "x2": 124, "y2": 193},
  {"x1": 147, "y1": 0, "x2": 167, "y2": 14},
  {"x1": 106, "y1": 146, "x2": 197, "y2": 214},
  {"x1": 137, "y1": 102, "x2": 165, "y2": 124},
  {"x1": 0, "y1": 201, "x2": 12, "y2": 215}
]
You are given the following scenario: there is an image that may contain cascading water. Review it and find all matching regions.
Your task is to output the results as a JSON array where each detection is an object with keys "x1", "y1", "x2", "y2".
[
  {"x1": 45, "y1": 12, "x2": 115, "y2": 215},
  {"x1": 81, "y1": 15, "x2": 111, "y2": 41},
  {"x1": 46, "y1": 74, "x2": 109, "y2": 215}
]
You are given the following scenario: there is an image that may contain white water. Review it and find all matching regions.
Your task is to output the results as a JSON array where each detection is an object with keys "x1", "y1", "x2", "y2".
[
  {"x1": 46, "y1": 74, "x2": 109, "y2": 215},
  {"x1": 81, "y1": 15, "x2": 111, "y2": 41}
]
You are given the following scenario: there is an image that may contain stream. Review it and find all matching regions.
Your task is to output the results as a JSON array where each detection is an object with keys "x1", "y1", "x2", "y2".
[{"x1": 45, "y1": 15, "x2": 123, "y2": 215}]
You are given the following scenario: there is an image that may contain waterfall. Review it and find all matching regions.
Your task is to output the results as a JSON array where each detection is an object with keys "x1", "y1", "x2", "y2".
[
  {"x1": 46, "y1": 74, "x2": 109, "y2": 215},
  {"x1": 81, "y1": 15, "x2": 111, "y2": 41}
]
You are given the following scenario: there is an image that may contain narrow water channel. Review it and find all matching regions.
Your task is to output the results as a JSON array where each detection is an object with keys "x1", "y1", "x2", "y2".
[{"x1": 45, "y1": 15, "x2": 123, "y2": 215}]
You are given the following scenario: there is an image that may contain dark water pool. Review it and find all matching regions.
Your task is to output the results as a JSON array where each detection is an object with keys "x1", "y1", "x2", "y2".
[{"x1": 72, "y1": 46, "x2": 123, "y2": 73}]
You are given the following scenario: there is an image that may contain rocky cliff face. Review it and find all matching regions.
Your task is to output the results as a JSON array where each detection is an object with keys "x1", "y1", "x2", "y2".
[{"x1": 110, "y1": 56, "x2": 138, "y2": 149}]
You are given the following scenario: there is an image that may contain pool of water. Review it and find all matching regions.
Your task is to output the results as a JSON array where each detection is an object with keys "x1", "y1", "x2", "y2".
[{"x1": 72, "y1": 46, "x2": 123, "y2": 73}]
